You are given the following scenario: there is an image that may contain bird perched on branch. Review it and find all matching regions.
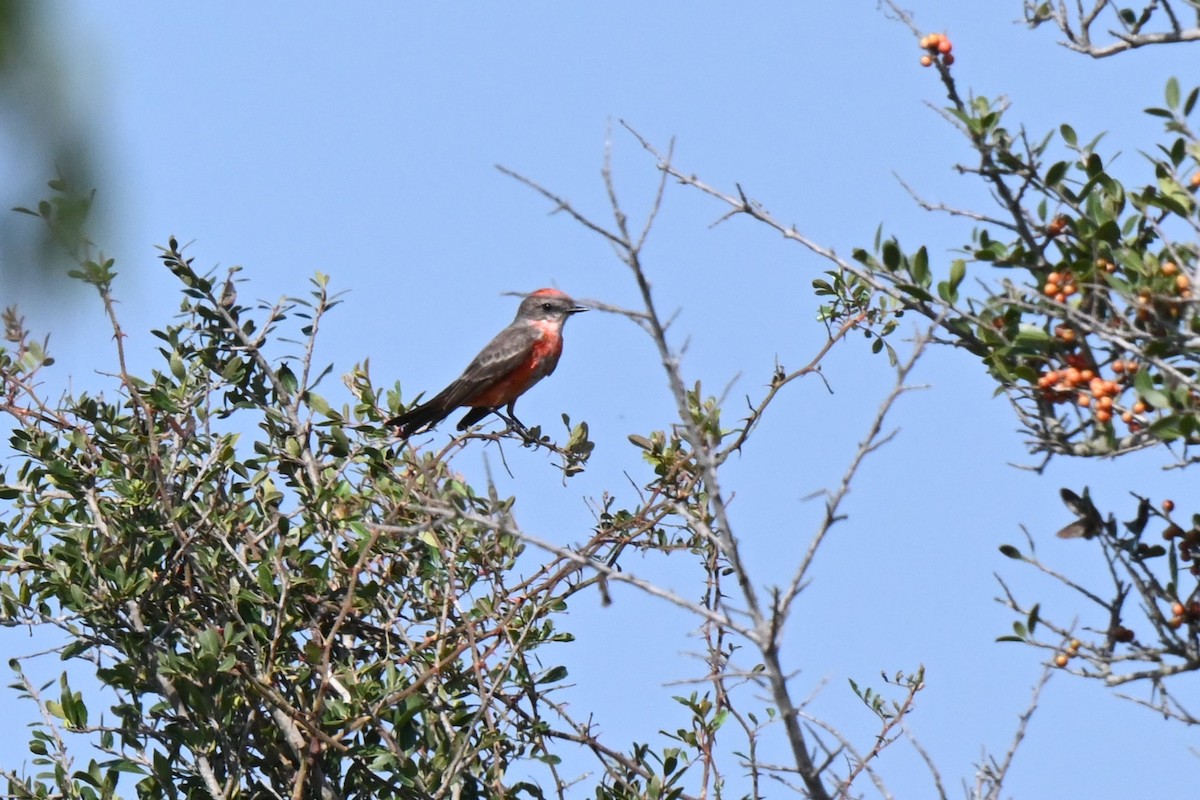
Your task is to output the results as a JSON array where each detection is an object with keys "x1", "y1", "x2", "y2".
[{"x1": 388, "y1": 288, "x2": 587, "y2": 437}]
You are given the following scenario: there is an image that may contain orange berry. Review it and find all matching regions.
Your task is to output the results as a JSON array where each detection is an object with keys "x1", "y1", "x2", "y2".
[
  {"x1": 1111, "y1": 359, "x2": 1125, "y2": 373},
  {"x1": 1056, "y1": 326, "x2": 1076, "y2": 342},
  {"x1": 1044, "y1": 282, "x2": 1060, "y2": 296},
  {"x1": 1054, "y1": 292, "x2": 1067, "y2": 303},
  {"x1": 1172, "y1": 601, "x2": 1186, "y2": 617},
  {"x1": 1077, "y1": 394, "x2": 1091, "y2": 407},
  {"x1": 1047, "y1": 271, "x2": 1063, "y2": 284},
  {"x1": 1163, "y1": 499, "x2": 1176, "y2": 513},
  {"x1": 920, "y1": 54, "x2": 933, "y2": 67},
  {"x1": 1192, "y1": 173, "x2": 1200, "y2": 188},
  {"x1": 1163, "y1": 262, "x2": 1179, "y2": 276},
  {"x1": 1079, "y1": 369, "x2": 1095, "y2": 382},
  {"x1": 1177, "y1": 274, "x2": 1190, "y2": 291},
  {"x1": 1064, "y1": 367, "x2": 1082, "y2": 385},
  {"x1": 938, "y1": 39, "x2": 952, "y2": 54},
  {"x1": 1122, "y1": 411, "x2": 1135, "y2": 424},
  {"x1": 1095, "y1": 408, "x2": 1112, "y2": 423},
  {"x1": 1062, "y1": 284, "x2": 1077, "y2": 296},
  {"x1": 1125, "y1": 361, "x2": 1139, "y2": 374},
  {"x1": 1097, "y1": 396, "x2": 1114, "y2": 411},
  {"x1": 942, "y1": 53, "x2": 955, "y2": 66},
  {"x1": 1103, "y1": 380, "x2": 1120, "y2": 396},
  {"x1": 1047, "y1": 216, "x2": 1068, "y2": 235},
  {"x1": 1169, "y1": 616, "x2": 1185, "y2": 630},
  {"x1": 1054, "y1": 653, "x2": 1070, "y2": 668},
  {"x1": 1132, "y1": 400, "x2": 1148, "y2": 414},
  {"x1": 1088, "y1": 377, "x2": 1106, "y2": 395}
]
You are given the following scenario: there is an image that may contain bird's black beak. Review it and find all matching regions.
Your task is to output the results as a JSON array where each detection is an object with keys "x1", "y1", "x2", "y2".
[{"x1": 571, "y1": 304, "x2": 588, "y2": 314}]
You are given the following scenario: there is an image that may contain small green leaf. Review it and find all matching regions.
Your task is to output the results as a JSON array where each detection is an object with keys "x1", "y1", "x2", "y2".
[
  {"x1": 911, "y1": 246, "x2": 929, "y2": 283},
  {"x1": 999, "y1": 544, "x2": 1022, "y2": 559},
  {"x1": 1149, "y1": 414, "x2": 1186, "y2": 442},
  {"x1": 1045, "y1": 161, "x2": 1068, "y2": 187},
  {"x1": 882, "y1": 239, "x2": 901, "y2": 272},
  {"x1": 948, "y1": 259, "x2": 966, "y2": 288},
  {"x1": 537, "y1": 665, "x2": 568, "y2": 684},
  {"x1": 1011, "y1": 325, "x2": 1051, "y2": 350},
  {"x1": 628, "y1": 434, "x2": 654, "y2": 451},
  {"x1": 1133, "y1": 369, "x2": 1171, "y2": 410},
  {"x1": 169, "y1": 351, "x2": 186, "y2": 381},
  {"x1": 278, "y1": 363, "x2": 298, "y2": 395},
  {"x1": 307, "y1": 392, "x2": 330, "y2": 415},
  {"x1": 1166, "y1": 77, "x2": 1180, "y2": 110}
]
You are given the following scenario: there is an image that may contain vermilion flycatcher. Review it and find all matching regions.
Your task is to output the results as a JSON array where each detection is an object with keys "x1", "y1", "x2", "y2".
[{"x1": 389, "y1": 288, "x2": 587, "y2": 437}]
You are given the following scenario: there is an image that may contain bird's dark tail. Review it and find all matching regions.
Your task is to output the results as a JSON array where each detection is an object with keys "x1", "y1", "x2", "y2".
[{"x1": 388, "y1": 400, "x2": 454, "y2": 438}]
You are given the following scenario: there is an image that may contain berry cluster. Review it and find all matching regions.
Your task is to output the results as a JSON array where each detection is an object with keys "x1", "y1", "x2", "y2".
[
  {"x1": 1053, "y1": 638, "x2": 1083, "y2": 668},
  {"x1": 1042, "y1": 269, "x2": 1076, "y2": 304},
  {"x1": 1027, "y1": 253, "x2": 1200, "y2": 432},
  {"x1": 918, "y1": 32, "x2": 954, "y2": 67},
  {"x1": 1164, "y1": 599, "x2": 1200, "y2": 630},
  {"x1": 1035, "y1": 354, "x2": 1137, "y2": 428}
]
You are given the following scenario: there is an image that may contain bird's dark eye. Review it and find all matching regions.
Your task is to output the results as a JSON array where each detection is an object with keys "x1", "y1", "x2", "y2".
[{"x1": 542, "y1": 302, "x2": 554, "y2": 311}]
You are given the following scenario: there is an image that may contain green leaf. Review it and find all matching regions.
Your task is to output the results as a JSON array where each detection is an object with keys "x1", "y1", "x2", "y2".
[
  {"x1": 999, "y1": 544, "x2": 1022, "y2": 559},
  {"x1": 1060, "y1": 124, "x2": 1077, "y2": 147},
  {"x1": 911, "y1": 246, "x2": 929, "y2": 284},
  {"x1": 1011, "y1": 324, "x2": 1051, "y2": 350},
  {"x1": 1133, "y1": 369, "x2": 1171, "y2": 410},
  {"x1": 1166, "y1": 77, "x2": 1180, "y2": 110},
  {"x1": 1149, "y1": 414, "x2": 1186, "y2": 442},
  {"x1": 537, "y1": 665, "x2": 568, "y2": 684},
  {"x1": 169, "y1": 351, "x2": 186, "y2": 381},
  {"x1": 1044, "y1": 160, "x2": 1068, "y2": 187},
  {"x1": 882, "y1": 239, "x2": 901, "y2": 272},
  {"x1": 278, "y1": 363, "x2": 298, "y2": 395},
  {"x1": 307, "y1": 392, "x2": 330, "y2": 415},
  {"x1": 948, "y1": 259, "x2": 966, "y2": 289}
]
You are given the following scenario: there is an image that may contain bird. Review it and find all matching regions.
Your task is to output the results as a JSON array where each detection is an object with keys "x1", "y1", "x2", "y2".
[{"x1": 388, "y1": 288, "x2": 587, "y2": 437}]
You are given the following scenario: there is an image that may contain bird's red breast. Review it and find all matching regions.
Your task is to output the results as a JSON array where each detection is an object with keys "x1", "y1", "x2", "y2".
[{"x1": 463, "y1": 321, "x2": 564, "y2": 408}]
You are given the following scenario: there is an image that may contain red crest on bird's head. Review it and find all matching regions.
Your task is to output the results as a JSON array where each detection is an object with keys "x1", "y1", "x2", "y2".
[{"x1": 529, "y1": 288, "x2": 569, "y2": 298}]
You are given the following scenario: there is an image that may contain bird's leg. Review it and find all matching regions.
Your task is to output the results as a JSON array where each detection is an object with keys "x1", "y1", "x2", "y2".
[{"x1": 497, "y1": 402, "x2": 532, "y2": 439}]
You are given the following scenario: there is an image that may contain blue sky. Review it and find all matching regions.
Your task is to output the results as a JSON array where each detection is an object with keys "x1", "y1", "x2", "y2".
[{"x1": 4, "y1": 2, "x2": 1198, "y2": 796}]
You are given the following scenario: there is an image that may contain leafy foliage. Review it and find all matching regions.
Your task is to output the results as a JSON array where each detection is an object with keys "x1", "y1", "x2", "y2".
[{"x1": 0, "y1": 239, "x2": 605, "y2": 798}]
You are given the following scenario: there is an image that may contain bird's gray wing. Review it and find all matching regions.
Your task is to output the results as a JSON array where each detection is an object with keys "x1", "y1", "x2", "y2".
[{"x1": 424, "y1": 322, "x2": 540, "y2": 408}]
